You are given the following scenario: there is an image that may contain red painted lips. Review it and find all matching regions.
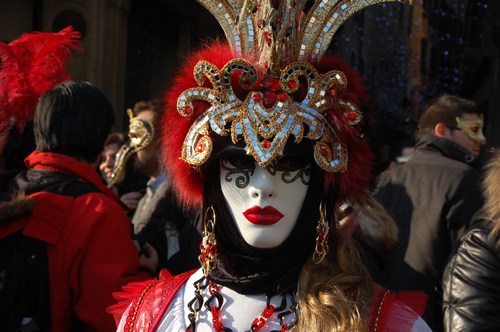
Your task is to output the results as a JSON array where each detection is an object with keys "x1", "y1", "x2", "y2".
[{"x1": 243, "y1": 205, "x2": 284, "y2": 225}]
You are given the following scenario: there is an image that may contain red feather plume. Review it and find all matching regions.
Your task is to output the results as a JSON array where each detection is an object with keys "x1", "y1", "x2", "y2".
[
  {"x1": 315, "y1": 56, "x2": 374, "y2": 202},
  {"x1": 0, "y1": 26, "x2": 82, "y2": 134},
  {"x1": 161, "y1": 41, "x2": 239, "y2": 209}
]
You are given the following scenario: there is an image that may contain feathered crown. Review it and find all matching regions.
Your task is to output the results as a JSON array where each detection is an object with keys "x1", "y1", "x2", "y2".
[
  {"x1": 161, "y1": 0, "x2": 412, "y2": 208},
  {"x1": 0, "y1": 26, "x2": 82, "y2": 135}
]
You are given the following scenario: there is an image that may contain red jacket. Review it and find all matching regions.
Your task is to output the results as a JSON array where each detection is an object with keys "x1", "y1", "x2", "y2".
[{"x1": 0, "y1": 151, "x2": 151, "y2": 332}]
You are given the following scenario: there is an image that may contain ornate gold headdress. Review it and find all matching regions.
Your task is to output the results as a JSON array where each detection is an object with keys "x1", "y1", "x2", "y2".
[
  {"x1": 162, "y1": 0, "x2": 413, "y2": 208},
  {"x1": 177, "y1": 0, "x2": 412, "y2": 173}
]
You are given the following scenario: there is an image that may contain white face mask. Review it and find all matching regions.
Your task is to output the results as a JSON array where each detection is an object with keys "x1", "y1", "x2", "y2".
[{"x1": 219, "y1": 153, "x2": 311, "y2": 248}]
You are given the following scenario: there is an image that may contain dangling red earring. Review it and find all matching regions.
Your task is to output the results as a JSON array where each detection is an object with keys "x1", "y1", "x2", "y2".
[
  {"x1": 199, "y1": 205, "x2": 218, "y2": 276},
  {"x1": 313, "y1": 201, "x2": 330, "y2": 264}
]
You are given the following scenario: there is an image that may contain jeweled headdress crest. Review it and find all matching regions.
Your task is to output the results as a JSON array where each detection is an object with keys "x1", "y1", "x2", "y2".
[{"x1": 162, "y1": 0, "x2": 413, "y2": 208}]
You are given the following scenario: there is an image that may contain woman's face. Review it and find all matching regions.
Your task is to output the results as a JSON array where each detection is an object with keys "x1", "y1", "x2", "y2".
[
  {"x1": 219, "y1": 152, "x2": 311, "y2": 248},
  {"x1": 99, "y1": 142, "x2": 124, "y2": 184}
]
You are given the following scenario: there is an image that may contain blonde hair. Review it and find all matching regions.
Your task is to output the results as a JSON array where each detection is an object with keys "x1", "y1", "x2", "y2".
[
  {"x1": 482, "y1": 149, "x2": 500, "y2": 237},
  {"x1": 296, "y1": 231, "x2": 374, "y2": 331}
]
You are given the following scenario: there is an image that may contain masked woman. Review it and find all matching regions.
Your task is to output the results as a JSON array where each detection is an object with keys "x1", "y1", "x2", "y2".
[{"x1": 109, "y1": 0, "x2": 428, "y2": 331}]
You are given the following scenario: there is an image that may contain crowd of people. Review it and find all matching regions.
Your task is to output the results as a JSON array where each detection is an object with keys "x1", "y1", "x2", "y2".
[
  {"x1": 0, "y1": 0, "x2": 498, "y2": 331},
  {"x1": 373, "y1": 95, "x2": 487, "y2": 330}
]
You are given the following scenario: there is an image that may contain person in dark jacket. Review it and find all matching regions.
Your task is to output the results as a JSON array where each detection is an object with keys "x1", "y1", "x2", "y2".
[
  {"x1": 0, "y1": 81, "x2": 158, "y2": 332},
  {"x1": 373, "y1": 95, "x2": 486, "y2": 331},
  {"x1": 442, "y1": 149, "x2": 500, "y2": 331}
]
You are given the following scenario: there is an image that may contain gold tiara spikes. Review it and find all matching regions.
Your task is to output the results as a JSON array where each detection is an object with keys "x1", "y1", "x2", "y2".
[
  {"x1": 177, "y1": 58, "x2": 358, "y2": 172},
  {"x1": 297, "y1": 0, "x2": 413, "y2": 63},
  {"x1": 197, "y1": 0, "x2": 413, "y2": 66}
]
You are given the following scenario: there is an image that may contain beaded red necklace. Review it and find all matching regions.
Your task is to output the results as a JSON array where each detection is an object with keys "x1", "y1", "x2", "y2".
[
  {"x1": 208, "y1": 282, "x2": 290, "y2": 332},
  {"x1": 186, "y1": 277, "x2": 297, "y2": 332}
]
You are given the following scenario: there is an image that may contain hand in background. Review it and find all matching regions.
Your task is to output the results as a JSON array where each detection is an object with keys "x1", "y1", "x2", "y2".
[
  {"x1": 136, "y1": 241, "x2": 159, "y2": 276},
  {"x1": 338, "y1": 206, "x2": 361, "y2": 238},
  {"x1": 120, "y1": 191, "x2": 143, "y2": 210}
]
